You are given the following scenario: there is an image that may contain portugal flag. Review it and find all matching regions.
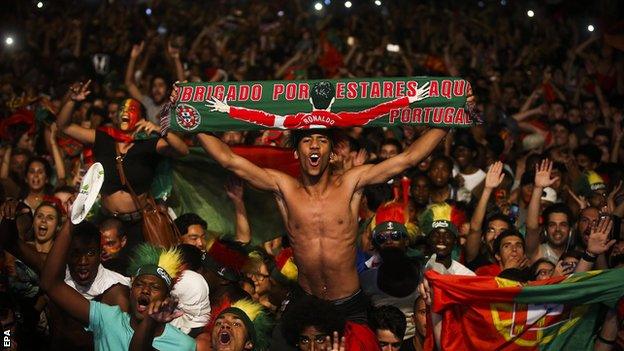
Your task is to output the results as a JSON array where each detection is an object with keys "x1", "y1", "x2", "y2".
[{"x1": 425, "y1": 269, "x2": 624, "y2": 350}]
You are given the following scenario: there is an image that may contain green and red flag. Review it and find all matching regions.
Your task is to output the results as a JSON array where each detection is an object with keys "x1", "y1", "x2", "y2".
[
  {"x1": 165, "y1": 77, "x2": 474, "y2": 133},
  {"x1": 425, "y1": 269, "x2": 624, "y2": 351},
  {"x1": 170, "y1": 148, "x2": 287, "y2": 244}
]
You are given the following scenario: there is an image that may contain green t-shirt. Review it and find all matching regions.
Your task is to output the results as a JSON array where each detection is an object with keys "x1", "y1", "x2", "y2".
[{"x1": 87, "y1": 300, "x2": 196, "y2": 351}]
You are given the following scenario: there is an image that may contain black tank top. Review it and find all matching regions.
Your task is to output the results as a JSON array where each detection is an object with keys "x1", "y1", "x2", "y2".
[{"x1": 94, "y1": 130, "x2": 161, "y2": 195}]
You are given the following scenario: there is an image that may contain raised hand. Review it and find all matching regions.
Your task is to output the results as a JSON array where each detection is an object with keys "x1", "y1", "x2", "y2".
[
  {"x1": 606, "y1": 181, "x2": 623, "y2": 214},
  {"x1": 69, "y1": 80, "x2": 91, "y2": 102},
  {"x1": 586, "y1": 216, "x2": 616, "y2": 256},
  {"x1": 130, "y1": 41, "x2": 145, "y2": 59},
  {"x1": 485, "y1": 161, "x2": 505, "y2": 189},
  {"x1": 206, "y1": 96, "x2": 230, "y2": 113},
  {"x1": 323, "y1": 331, "x2": 346, "y2": 351},
  {"x1": 352, "y1": 148, "x2": 368, "y2": 167},
  {"x1": 147, "y1": 297, "x2": 183, "y2": 324},
  {"x1": 225, "y1": 176, "x2": 244, "y2": 202},
  {"x1": 566, "y1": 187, "x2": 589, "y2": 210},
  {"x1": 409, "y1": 81, "x2": 431, "y2": 103},
  {"x1": 417, "y1": 277, "x2": 432, "y2": 305},
  {"x1": 167, "y1": 40, "x2": 180, "y2": 60},
  {"x1": 534, "y1": 159, "x2": 558, "y2": 188}
]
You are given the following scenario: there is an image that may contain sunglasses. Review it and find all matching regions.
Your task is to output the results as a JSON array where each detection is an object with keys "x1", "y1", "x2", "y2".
[{"x1": 374, "y1": 230, "x2": 407, "y2": 245}]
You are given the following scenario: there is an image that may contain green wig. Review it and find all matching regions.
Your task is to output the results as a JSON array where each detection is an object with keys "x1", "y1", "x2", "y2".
[{"x1": 127, "y1": 243, "x2": 185, "y2": 290}]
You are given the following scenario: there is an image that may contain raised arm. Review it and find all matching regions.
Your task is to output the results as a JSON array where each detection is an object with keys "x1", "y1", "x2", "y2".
[
  {"x1": 40, "y1": 220, "x2": 90, "y2": 325},
  {"x1": 575, "y1": 216, "x2": 615, "y2": 274},
  {"x1": 124, "y1": 42, "x2": 146, "y2": 101},
  {"x1": 167, "y1": 41, "x2": 185, "y2": 83},
  {"x1": 466, "y1": 162, "x2": 505, "y2": 262},
  {"x1": 225, "y1": 176, "x2": 252, "y2": 244},
  {"x1": 526, "y1": 160, "x2": 559, "y2": 259},
  {"x1": 56, "y1": 81, "x2": 96, "y2": 144},
  {"x1": 197, "y1": 133, "x2": 283, "y2": 193},
  {"x1": 353, "y1": 126, "x2": 448, "y2": 188},
  {"x1": 45, "y1": 123, "x2": 66, "y2": 183}
]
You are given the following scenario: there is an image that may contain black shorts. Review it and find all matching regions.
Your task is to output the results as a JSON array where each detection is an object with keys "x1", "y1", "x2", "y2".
[{"x1": 289, "y1": 285, "x2": 370, "y2": 324}]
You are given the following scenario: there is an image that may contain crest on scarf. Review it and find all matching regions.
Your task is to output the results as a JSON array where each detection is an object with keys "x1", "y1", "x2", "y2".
[{"x1": 176, "y1": 104, "x2": 201, "y2": 131}]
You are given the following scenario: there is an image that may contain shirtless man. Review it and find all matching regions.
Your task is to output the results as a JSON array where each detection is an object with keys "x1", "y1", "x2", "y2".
[{"x1": 172, "y1": 85, "x2": 469, "y2": 322}]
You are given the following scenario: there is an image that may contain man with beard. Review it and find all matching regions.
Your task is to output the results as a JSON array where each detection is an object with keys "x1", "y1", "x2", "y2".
[
  {"x1": 187, "y1": 82, "x2": 463, "y2": 323},
  {"x1": 360, "y1": 201, "x2": 420, "y2": 340},
  {"x1": 40, "y1": 220, "x2": 195, "y2": 350},
  {"x1": 125, "y1": 41, "x2": 185, "y2": 124},
  {"x1": 526, "y1": 159, "x2": 573, "y2": 263}
]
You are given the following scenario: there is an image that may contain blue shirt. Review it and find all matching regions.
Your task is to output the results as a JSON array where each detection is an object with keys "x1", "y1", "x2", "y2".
[{"x1": 88, "y1": 300, "x2": 196, "y2": 351}]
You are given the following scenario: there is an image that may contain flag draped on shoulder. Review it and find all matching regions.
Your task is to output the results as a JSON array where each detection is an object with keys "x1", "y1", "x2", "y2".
[
  {"x1": 425, "y1": 269, "x2": 624, "y2": 351},
  {"x1": 166, "y1": 77, "x2": 474, "y2": 132}
]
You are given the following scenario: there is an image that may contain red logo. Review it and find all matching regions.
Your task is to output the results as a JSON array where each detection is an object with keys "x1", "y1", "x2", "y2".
[{"x1": 176, "y1": 104, "x2": 201, "y2": 131}]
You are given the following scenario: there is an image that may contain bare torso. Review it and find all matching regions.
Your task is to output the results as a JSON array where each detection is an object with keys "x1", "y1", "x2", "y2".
[{"x1": 274, "y1": 174, "x2": 362, "y2": 300}]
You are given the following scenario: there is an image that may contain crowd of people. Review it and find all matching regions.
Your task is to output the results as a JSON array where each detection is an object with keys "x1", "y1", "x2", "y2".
[{"x1": 1, "y1": 0, "x2": 624, "y2": 350}]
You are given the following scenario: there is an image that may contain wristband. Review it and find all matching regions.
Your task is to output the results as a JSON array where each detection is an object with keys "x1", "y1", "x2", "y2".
[{"x1": 582, "y1": 250, "x2": 597, "y2": 262}]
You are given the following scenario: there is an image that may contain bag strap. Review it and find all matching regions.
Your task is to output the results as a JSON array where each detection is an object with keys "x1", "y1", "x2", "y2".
[{"x1": 114, "y1": 144, "x2": 143, "y2": 211}]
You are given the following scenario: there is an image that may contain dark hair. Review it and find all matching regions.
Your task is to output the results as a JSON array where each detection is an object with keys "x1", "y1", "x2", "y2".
[
  {"x1": 559, "y1": 250, "x2": 582, "y2": 262},
  {"x1": 282, "y1": 294, "x2": 346, "y2": 347},
  {"x1": 550, "y1": 120, "x2": 572, "y2": 132},
  {"x1": 574, "y1": 144, "x2": 602, "y2": 164},
  {"x1": 310, "y1": 81, "x2": 336, "y2": 109},
  {"x1": 174, "y1": 213, "x2": 207, "y2": 236},
  {"x1": 72, "y1": 221, "x2": 101, "y2": 249},
  {"x1": 492, "y1": 229, "x2": 525, "y2": 255},
  {"x1": 363, "y1": 183, "x2": 393, "y2": 212},
  {"x1": 429, "y1": 155, "x2": 454, "y2": 172},
  {"x1": 53, "y1": 185, "x2": 78, "y2": 195},
  {"x1": 25, "y1": 156, "x2": 52, "y2": 179},
  {"x1": 369, "y1": 305, "x2": 407, "y2": 340},
  {"x1": 453, "y1": 130, "x2": 478, "y2": 150},
  {"x1": 483, "y1": 213, "x2": 512, "y2": 234},
  {"x1": 520, "y1": 170, "x2": 535, "y2": 187},
  {"x1": 498, "y1": 268, "x2": 531, "y2": 283},
  {"x1": 100, "y1": 218, "x2": 125, "y2": 237},
  {"x1": 542, "y1": 203, "x2": 573, "y2": 224},
  {"x1": 289, "y1": 129, "x2": 335, "y2": 150},
  {"x1": 176, "y1": 244, "x2": 203, "y2": 271},
  {"x1": 380, "y1": 138, "x2": 403, "y2": 154},
  {"x1": 530, "y1": 258, "x2": 555, "y2": 280}
]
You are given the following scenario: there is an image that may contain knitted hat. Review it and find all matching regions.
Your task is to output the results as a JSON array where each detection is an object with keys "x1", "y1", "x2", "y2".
[
  {"x1": 209, "y1": 298, "x2": 273, "y2": 350},
  {"x1": 419, "y1": 202, "x2": 467, "y2": 237},
  {"x1": 271, "y1": 247, "x2": 298, "y2": 285},
  {"x1": 128, "y1": 244, "x2": 185, "y2": 290}
]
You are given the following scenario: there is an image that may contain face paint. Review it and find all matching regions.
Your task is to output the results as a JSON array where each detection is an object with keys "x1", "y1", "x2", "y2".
[{"x1": 118, "y1": 99, "x2": 143, "y2": 131}]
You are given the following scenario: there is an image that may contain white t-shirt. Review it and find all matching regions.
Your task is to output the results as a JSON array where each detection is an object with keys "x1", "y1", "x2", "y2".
[
  {"x1": 359, "y1": 267, "x2": 419, "y2": 340},
  {"x1": 454, "y1": 168, "x2": 486, "y2": 202},
  {"x1": 64, "y1": 264, "x2": 130, "y2": 300},
  {"x1": 426, "y1": 255, "x2": 476, "y2": 276}
]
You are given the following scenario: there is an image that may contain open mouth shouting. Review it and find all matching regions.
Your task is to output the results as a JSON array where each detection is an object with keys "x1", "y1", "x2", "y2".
[
  {"x1": 136, "y1": 295, "x2": 150, "y2": 313},
  {"x1": 37, "y1": 224, "x2": 49, "y2": 238},
  {"x1": 309, "y1": 153, "x2": 320, "y2": 167},
  {"x1": 75, "y1": 266, "x2": 92, "y2": 282},
  {"x1": 219, "y1": 330, "x2": 232, "y2": 346}
]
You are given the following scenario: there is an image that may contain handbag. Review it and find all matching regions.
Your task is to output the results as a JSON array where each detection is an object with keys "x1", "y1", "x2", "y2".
[{"x1": 114, "y1": 145, "x2": 180, "y2": 248}]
